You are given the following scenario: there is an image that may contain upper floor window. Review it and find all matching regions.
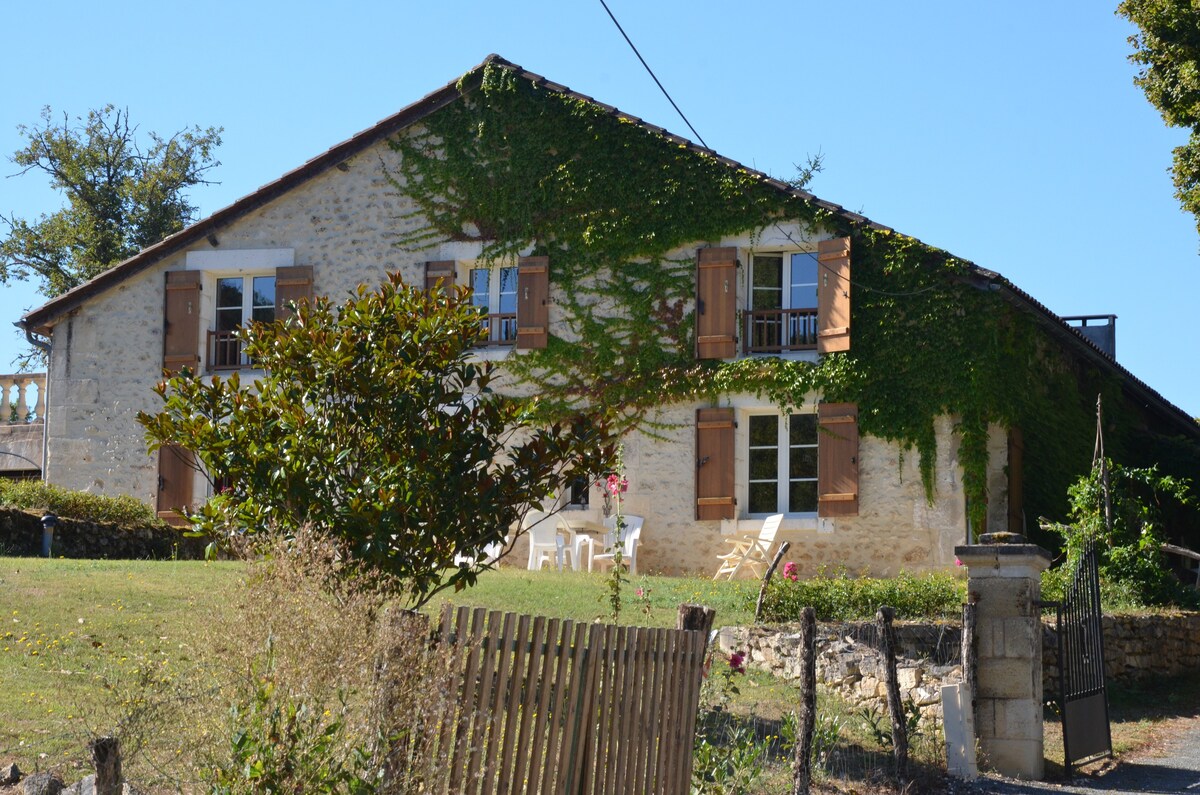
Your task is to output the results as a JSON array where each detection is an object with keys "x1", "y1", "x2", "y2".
[
  {"x1": 747, "y1": 252, "x2": 819, "y2": 353},
  {"x1": 210, "y1": 275, "x2": 276, "y2": 370},
  {"x1": 747, "y1": 412, "x2": 818, "y2": 515},
  {"x1": 471, "y1": 265, "x2": 518, "y2": 346}
]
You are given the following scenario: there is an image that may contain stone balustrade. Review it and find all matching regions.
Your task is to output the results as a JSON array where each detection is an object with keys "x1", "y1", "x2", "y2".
[{"x1": 1, "y1": 373, "x2": 46, "y2": 423}]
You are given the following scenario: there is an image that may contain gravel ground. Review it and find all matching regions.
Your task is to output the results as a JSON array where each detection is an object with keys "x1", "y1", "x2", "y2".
[{"x1": 951, "y1": 718, "x2": 1200, "y2": 795}]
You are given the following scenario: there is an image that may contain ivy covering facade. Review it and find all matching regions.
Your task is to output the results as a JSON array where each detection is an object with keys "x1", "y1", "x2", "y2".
[{"x1": 388, "y1": 61, "x2": 1198, "y2": 543}]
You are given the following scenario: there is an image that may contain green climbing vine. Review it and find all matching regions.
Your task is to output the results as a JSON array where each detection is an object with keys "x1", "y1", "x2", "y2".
[{"x1": 385, "y1": 61, "x2": 1163, "y2": 539}]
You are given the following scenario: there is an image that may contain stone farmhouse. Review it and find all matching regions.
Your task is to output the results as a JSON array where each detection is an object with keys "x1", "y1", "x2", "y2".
[{"x1": 16, "y1": 55, "x2": 1200, "y2": 576}]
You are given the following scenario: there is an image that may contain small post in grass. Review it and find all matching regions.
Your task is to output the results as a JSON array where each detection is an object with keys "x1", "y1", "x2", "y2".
[
  {"x1": 677, "y1": 603, "x2": 715, "y2": 635},
  {"x1": 877, "y1": 606, "x2": 908, "y2": 784},
  {"x1": 89, "y1": 735, "x2": 121, "y2": 795},
  {"x1": 754, "y1": 540, "x2": 791, "y2": 623},
  {"x1": 791, "y1": 606, "x2": 817, "y2": 795}
]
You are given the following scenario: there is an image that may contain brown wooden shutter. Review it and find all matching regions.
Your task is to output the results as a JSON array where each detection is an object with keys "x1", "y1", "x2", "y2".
[
  {"x1": 275, "y1": 265, "x2": 313, "y2": 321},
  {"x1": 424, "y1": 260, "x2": 456, "y2": 292},
  {"x1": 163, "y1": 270, "x2": 202, "y2": 374},
  {"x1": 1007, "y1": 426, "x2": 1025, "y2": 535},
  {"x1": 695, "y1": 247, "x2": 738, "y2": 359},
  {"x1": 818, "y1": 402, "x2": 859, "y2": 517},
  {"x1": 695, "y1": 407, "x2": 736, "y2": 520},
  {"x1": 156, "y1": 445, "x2": 195, "y2": 526},
  {"x1": 516, "y1": 256, "x2": 549, "y2": 349},
  {"x1": 817, "y1": 237, "x2": 851, "y2": 354}
]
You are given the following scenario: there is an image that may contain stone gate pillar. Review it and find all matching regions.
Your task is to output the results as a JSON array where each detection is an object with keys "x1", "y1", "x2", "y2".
[{"x1": 955, "y1": 534, "x2": 1052, "y2": 780}]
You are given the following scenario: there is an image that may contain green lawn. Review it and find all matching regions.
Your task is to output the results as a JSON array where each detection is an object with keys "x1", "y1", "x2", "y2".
[{"x1": 0, "y1": 558, "x2": 757, "y2": 778}]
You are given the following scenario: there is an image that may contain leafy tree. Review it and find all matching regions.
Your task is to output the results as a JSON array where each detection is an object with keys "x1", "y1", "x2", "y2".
[
  {"x1": 1043, "y1": 458, "x2": 1197, "y2": 607},
  {"x1": 1, "y1": 105, "x2": 222, "y2": 298},
  {"x1": 138, "y1": 274, "x2": 615, "y2": 607},
  {"x1": 1119, "y1": 1, "x2": 1200, "y2": 237}
]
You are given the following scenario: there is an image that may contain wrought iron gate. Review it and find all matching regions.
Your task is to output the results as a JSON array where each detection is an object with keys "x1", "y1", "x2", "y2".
[{"x1": 1056, "y1": 541, "x2": 1112, "y2": 774}]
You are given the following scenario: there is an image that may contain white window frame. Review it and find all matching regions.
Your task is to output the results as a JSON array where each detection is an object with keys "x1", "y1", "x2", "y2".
[
  {"x1": 467, "y1": 261, "x2": 519, "y2": 347},
  {"x1": 743, "y1": 408, "x2": 819, "y2": 518},
  {"x1": 746, "y1": 249, "x2": 820, "y2": 358}
]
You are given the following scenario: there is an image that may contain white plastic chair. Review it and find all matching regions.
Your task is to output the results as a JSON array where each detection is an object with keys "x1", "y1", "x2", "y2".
[
  {"x1": 713, "y1": 513, "x2": 783, "y2": 580},
  {"x1": 525, "y1": 510, "x2": 567, "y2": 571},
  {"x1": 591, "y1": 514, "x2": 644, "y2": 575}
]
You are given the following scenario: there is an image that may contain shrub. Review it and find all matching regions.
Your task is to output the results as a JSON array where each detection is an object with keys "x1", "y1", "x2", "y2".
[
  {"x1": 0, "y1": 480, "x2": 163, "y2": 526},
  {"x1": 757, "y1": 568, "x2": 965, "y2": 623}
]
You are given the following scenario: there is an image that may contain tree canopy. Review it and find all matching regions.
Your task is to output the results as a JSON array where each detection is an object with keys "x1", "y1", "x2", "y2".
[
  {"x1": 1, "y1": 105, "x2": 222, "y2": 299},
  {"x1": 1120, "y1": 0, "x2": 1200, "y2": 238},
  {"x1": 138, "y1": 274, "x2": 615, "y2": 606}
]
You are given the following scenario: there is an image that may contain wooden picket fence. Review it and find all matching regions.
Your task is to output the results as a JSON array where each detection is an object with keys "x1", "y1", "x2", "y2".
[{"x1": 424, "y1": 605, "x2": 709, "y2": 795}]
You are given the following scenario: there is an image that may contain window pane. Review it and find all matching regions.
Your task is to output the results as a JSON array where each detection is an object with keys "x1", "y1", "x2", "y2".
[
  {"x1": 789, "y1": 481, "x2": 818, "y2": 513},
  {"x1": 749, "y1": 482, "x2": 778, "y2": 514},
  {"x1": 748, "y1": 414, "x2": 778, "y2": 446},
  {"x1": 471, "y1": 269, "x2": 490, "y2": 308},
  {"x1": 752, "y1": 255, "x2": 783, "y2": 311},
  {"x1": 790, "y1": 414, "x2": 818, "y2": 445},
  {"x1": 498, "y1": 266, "x2": 517, "y2": 313},
  {"x1": 749, "y1": 449, "x2": 778, "y2": 480},
  {"x1": 790, "y1": 253, "x2": 819, "y2": 309},
  {"x1": 216, "y1": 307, "x2": 242, "y2": 333},
  {"x1": 790, "y1": 447, "x2": 818, "y2": 478},
  {"x1": 217, "y1": 278, "x2": 243, "y2": 310},
  {"x1": 251, "y1": 306, "x2": 274, "y2": 324},
  {"x1": 252, "y1": 276, "x2": 275, "y2": 308}
]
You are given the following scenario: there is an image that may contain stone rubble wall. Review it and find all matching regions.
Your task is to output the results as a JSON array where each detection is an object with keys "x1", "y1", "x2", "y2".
[
  {"x1": 723, "y1": 611, "x2": 1200, "y2": 729},
  {"x1": 0, "y1": 507, "x2": 208, "y2": 560}
]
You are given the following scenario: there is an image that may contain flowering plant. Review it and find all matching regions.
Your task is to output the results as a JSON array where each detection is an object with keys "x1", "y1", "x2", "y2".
[
  {"x1": 782, "y1": 561, "x2": 799, "y2": 582},
  {"x1": 596, "y1": 472, "x2": 629, "y2": 517},
  {"x1": 728, "y1": 650, "x2": 747, "y2": 675}
]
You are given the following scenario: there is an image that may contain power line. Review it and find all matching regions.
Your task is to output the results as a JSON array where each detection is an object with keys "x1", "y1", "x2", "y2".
[{"x1": 597, "y1": 0, "x2": 710, "y2": 150}]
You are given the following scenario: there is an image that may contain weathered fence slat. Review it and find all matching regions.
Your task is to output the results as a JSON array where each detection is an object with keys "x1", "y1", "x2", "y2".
[{"x1": 423, "y1": 608, "x2": 708, "y2": 795}]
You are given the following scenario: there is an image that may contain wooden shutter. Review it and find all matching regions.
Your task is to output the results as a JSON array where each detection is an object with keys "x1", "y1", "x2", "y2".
[
  {"x1": 163, "y1": 270, "x2": 202, "y2": 374},
  {"x1": 1007, "y1": 426, "x2": 1025, "y2": 535},
  {"x1": 517, "y1": 256, "x2": 549, "y2": 349},
  {"x1": 817, "y1": 237, "x2": 851, "y2": 354},
  {"x1": 696, "y1": 407, "x2": 736, "y2": 520},
  {"x1": 695, "y1": 247, "x2": 738, "y2": 359},
  {"x1": 275, "y1": 265, "x2": 313, "y2": 320},
  {"x1": 818, "y1": 402, "x2": 859, "y2": 517},
  {"x1": 156, "y1": 445, "x2": 195, "y2": 526},
  {"x1": 424, "y1": 260, "x2": 456, "y2": 292}
]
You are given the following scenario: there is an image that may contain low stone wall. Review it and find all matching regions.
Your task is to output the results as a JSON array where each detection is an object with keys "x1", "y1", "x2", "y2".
[
  {"x1": 0, "y1": 507, "x2": 208, "y2": 560},
  {"x1": 1042, "y1": 612, "x2": 1200, "y2": 696},
  {"x1": 724, "y1": 611, "x2": 1200, "y2": 727},
  {"x1": 719, "y1": 621, "x2": 962, "y2": 727}
]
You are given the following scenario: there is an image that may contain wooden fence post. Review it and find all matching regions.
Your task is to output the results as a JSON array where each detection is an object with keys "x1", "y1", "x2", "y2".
[
  {"x1": 89, "y1": 736, "x2": 121, "y2": 795},
  {"x1": 677, "y1": 603, "x2": 716, "y2": 636},
  {"x1": 877, "y1": 606, "x2": 908, "y2": 784},
  {"x1": 791, "y1": 606, "x2": 817, "y2": 795},
  {"x1": 754, "y1": 540, "x2": 791, "y2": 623}
]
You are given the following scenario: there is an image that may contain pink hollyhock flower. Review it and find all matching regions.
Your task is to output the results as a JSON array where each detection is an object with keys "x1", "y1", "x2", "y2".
[
  {"x1": 605, "y1": 473, "x2": 629, "y2": 496},
  {"x1": 729, "y1": 651, "x2": 746, "y2": 675},
  {"x1": 635, "y1": 587, "x2": 644, "y2": 597},
  {"x1": 955, "y1": 557, "x2": 963, "y2": 567},
  {"x1": 782, "y1": 561, "x2": 799, "y2": 582}
]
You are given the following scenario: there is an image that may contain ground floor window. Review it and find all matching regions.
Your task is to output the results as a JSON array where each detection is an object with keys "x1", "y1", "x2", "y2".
[{"x1": 747, "y1": 412, "x2": 817, "y2": 514}]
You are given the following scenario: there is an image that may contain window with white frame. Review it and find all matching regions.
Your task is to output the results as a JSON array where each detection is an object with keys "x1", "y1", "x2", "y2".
[
  {"x1": 470, "y1": 265, "x2": 518, "y2": 345},
  {"x1": 747, "y1": 252, "x2": 819, "y2": 352},
  {"x1": 210, "y1": 275, "x2": 276, "y2": 369},
  {"x1": 747, "y1": 412, "x2": 818, "y2": 515}
]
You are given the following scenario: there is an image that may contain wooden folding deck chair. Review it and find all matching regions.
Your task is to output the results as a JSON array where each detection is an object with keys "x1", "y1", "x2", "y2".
[{"x1": 713, "y1": 513, "x2": 783, "y2": 580}]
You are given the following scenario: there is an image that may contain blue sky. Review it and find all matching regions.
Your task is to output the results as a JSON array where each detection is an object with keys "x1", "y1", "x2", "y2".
[{"x1": 1, "y1": 1, "x2": 1197, "y2": 418}]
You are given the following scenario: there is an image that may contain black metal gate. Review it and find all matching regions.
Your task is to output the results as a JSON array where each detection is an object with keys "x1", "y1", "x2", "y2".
[{"x1": 1056, "y1": 541, "x2": 1112, "y2": 774}]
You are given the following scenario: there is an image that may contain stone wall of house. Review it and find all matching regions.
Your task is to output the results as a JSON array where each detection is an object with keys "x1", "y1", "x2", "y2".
[
  {"x1": 724, "y1": 611, "x2": 1200, "y2": 728},
  {"x1": 41, "y1": 123, "x2": 1002, "y2": 576}
]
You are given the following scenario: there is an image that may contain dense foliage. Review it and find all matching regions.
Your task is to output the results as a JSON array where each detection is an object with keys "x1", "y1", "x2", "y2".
[
  {"x1": 138, "y1": 276, "x2": 614, "y2": 606},
  {"x1": 1042, "y1": 459, "x2": 1199, "y2": 608},
  {"x1": 384, "y1": 61, "x2": 1171, "y2": 535},
  {"x1": 1120, "y1": 0, "x2": 1200, "y2": 239},
  {"x1": 757, "y1": 568, "x2": 966, "y2": 623},
  {"x1": 0, "y1": 479, "x2": 163, "y2": 527}
]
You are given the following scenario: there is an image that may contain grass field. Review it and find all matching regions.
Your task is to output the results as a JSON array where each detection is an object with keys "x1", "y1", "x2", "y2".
[{"x1": 3, "y1": 556, "x2": 1199, "y2": 792}]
